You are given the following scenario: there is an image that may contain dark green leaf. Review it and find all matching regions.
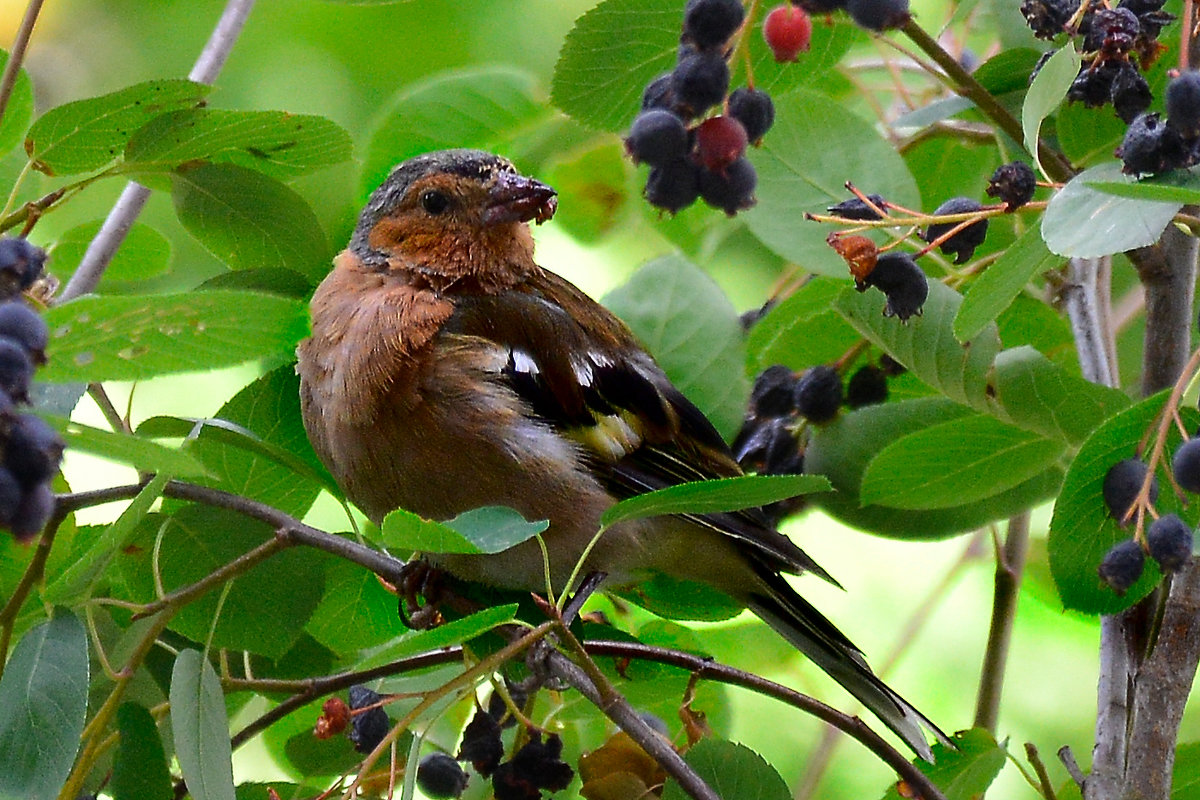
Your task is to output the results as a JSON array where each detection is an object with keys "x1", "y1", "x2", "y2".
[
  {"x1": 1048, "y1": 393, "x2": 1195, "y2": 614},
  {"x1": 955, "y1": 227, "x2": 1061, "y2": 342},
  {"x1": 745, "y1": 89, "x2": 920, "y2": 278},
  {"x1": 51, "y1": 221, "x2": 172, "y2": 288},
  {"x1": 542, "y1": 141, "x2": 630, "y2": 242},
  {"x1": 112, "y1": 703, "x2": 173, "y2": 800},
  {"x1": 614, "y1": 572, "x2": 744, "y2": 621},
  {"x1": 737, "y1": 18, "x2": 860, "y2": 99},
  {"x1": 362, "y1": 67, "x2": 546, "y2": 196},
  {"x1": 974, "y1": 48, "x2": 1044, "y2": 95},
  {"x1": 745, "y1": 277, "x2": 861, "y2": 374},
  {"x1": 0, "y1": 610, "x2": 88, "y2": 800},
  {"x1": 41, "y1": 290, "x2": 309, "y2": 383},
  {"x1": 662, "y1": 738, "x2": 790, "y2": 800},
  {"x1": 358, "y1": 604, "x2": 519, "y2": 669},
  {"x1": 50, "y1": 416, "x2": 208, "y2": 476},
  {"x1": 1042, "y1": 162, "x2": 1182, "y2": 257},
  {"x1": 881, "y1": 728, "x2": 1006, "y2": 800},
  {"x1": 26, "y1": 79, "x2": 208, "y2": 175},
  {"x1": 306, "y1": 559, "x2": 408, "y2": 654},
  {"x1": 171, "y1": 163, "x2": 330, "y2": 281},
  {"x1": 602, "y1": 474, "x2": 831, "y2": 527},
  {"x1": 1173, "y1": 742, "x2": 1200, "y2": 800},
  {"x1": 379, "y1": 506, "x2": 548, "y2": 555},
  {"x1": 603, "y1": 253, "x2": 748, "y2": 439},
  {"x1": 170, "y1": 650, "x2": 236, "y2": 800},
  {"x1": 861, "y1": 414, "x2": 1064, "y2": 509},
  {"x1": 0, "y1": 50, "x2": 34, "y2": 157},
  {"x1": 1022, "y1": 43, "x2": 1080, "y2": 176},
  {"x1": 550, "y1": 0, "x2": 677, "y2": 132},
  {"x1": 124, "y1": 109, "x2": 351, "y2": 180}
]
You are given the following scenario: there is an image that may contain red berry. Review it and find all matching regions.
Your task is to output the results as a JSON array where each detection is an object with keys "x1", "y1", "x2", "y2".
[
  {"x1": 694, "y1": 115, "x2": 748, "y2": 172},
  {"x1": 763, "y1": 5, "x2": 812, "y2": 62}
]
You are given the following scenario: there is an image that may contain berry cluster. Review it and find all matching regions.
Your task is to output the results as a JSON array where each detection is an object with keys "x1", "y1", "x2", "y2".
[
  {"x1": 454, "y1": 705, "x2": 573, "y2": 800},
  {"x1": 1098, "y1": 447, "x2": 1198, "y2": 595},
  {"x1": 0, "y1": 238, "x2": 61, "y2": 543},
  {"x1": 1118, "y1": 71, "x2": 1200, "y2": 175},
  {"x1": 627, "y1": 0, "x2": 765, "y2": 215},
  {"x1": 794, "y1": 0, "x2": 911, "y2": 32}
]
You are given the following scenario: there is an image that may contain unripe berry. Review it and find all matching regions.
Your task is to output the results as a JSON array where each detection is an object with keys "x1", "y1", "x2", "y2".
[
  {"x1": 1146, "y1": 513, "x2": 1194, "y2": 573},
  {"x1": 694, "y1": 115, "x2": 749, "y2": 172},
  {"x1": 763, "y1": 5, "x2": 813, "y2": 62}
]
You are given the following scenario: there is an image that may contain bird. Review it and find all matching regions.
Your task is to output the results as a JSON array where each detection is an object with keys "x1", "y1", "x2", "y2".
[{"x1": 296, "y1": 148, "x2": 947, "y2": 759}]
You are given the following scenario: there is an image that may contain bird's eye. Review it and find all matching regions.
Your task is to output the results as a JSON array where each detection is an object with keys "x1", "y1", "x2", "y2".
[{"x1": 420, "y1": 190, "x2": 450, "y2": 215}]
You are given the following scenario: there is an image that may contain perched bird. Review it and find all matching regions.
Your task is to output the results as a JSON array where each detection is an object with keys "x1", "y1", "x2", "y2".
[{"x1": 296, "y1": 149, "x2": 946, "y2": 758}]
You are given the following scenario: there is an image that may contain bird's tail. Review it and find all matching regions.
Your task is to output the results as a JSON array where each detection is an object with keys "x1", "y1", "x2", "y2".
[{"x1": 746, "y1": 567, "x2": 950, "y2": 762}]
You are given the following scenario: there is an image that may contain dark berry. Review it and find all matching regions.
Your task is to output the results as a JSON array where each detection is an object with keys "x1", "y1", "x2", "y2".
[
  {"x1": 1099, "y1": 539, "x2": 1145, "y2": 594},
  {"x1": 1110, "y1": 62, "x2": 1152, "y2": 124},
  {"x1": 1068, "y1": 62, "x2": 1119, "y2": 108},
  {"x1": 641, "y1": 73, "x2": 681, "y2": 115},
  {"x1": 1029, "y1": 50, "x2": 1055, "y2": 83},
  {"x1": 796, "y1": 0, "x2": 846, "y2": 12},
  {"x1": 1147, "y1": 513, "x2": 1194, "y2": 573},
  {"x1": 0, "y1": 338, "x2": 33, "y2": 403},
  {"x1": 1102, "y1": 457, "x2": 1158, "y2": 522},
  {"x1": 1172, "y1": 438, "x2": 1200, "y2": 493},
  {"x1": 458, "y1": 707, "x2": 504, "y2": 777},
  {"x1": 1118, "y1": 0, "x2": 1167, "y2": 16},
  {"x1": 1118, "y1": 112, "x2": 1188, "y2": 176},
  {"x1": 1083, "y1": 7, "x2": 1139, "y2": 53},
  {"x1": 485, "y1": 680, "x2": 528, "y2": 728},
  {"x1": 1166, "y1": 71, "x2": 1200, "y2": 139},
  {"x1": 827, "y1": 194, "x2": 887, "y2": 220},
  {"x1": 763, "y1": 5, "x2": 813, "y2": 62},
  {"x1": 734, "y1": 416, "x2": 802, "y2": 473},
  {"x1": 740, "y1": 298, "x2": 776, "y2": 330},
  {"x1": 863, "y1": 252, "x2": 928, "y2": 321},
  {"x1": 727, "y1": 87, "x2": 775, "y2": 143},
  {"x1": 697, "y1": 156, "x2": 757, "y2": 214},
  {"x1": 923, "y1": 197, "x2": 988, "y2": 264},
  {"x1": 0, "y1": 301, "x2": 48, "y2": 364},
  {"x1": 0, "y1": 465, "x2": 20, "y2": 529},
  {"x1": 879, "y1": 353, "x2": 906, "y2": 376},
  {"x1": 672, "y1": 47, "x2": 730, "y2": 115},
  {"x1": 417, "y1": 753, "x2": 469, "y2": 799},
  {"x1": 1021, "y1": 0, "x2": 1073, "y2": 38},
  {"x1": 347, "y1": 685, "x2": 390, "y2": 754},
  {"x1": 645, "y1": 158, "x2": 701, "y2": 212},
  {"x1": 694, "y1": 115, "x2": 748, "y2": 172},
  {"x1": 492, "y1": 733, "x2": 574, "y2": 800},
  {"x1": 845, "y1": 0, "x2": 910, "y2": 31},
  {"x1": 0, "y1": 238, "x2": 45, "y2": 297},
  {"x1": 846, "y1": 364, "x2": 889, "y2": 408},
  {"x1": 985, "y1": 161, "x2": 1037, "y2": 210},
  {"x1": 8, "y1": 482, "x2": 51, "y2": 543},
  {"x1": 625, "y1": 110, "x2": 689, "y2": 166},
  {"x1": 793, "y1": 365, "x2": 842, "y2": 423},
  {"x1": 749, "y1": 364, "x2": 799, "y2": 417},
  {"x1": 4, "y1": 413, "x2": 63, "y2": 487},
  {"x1": 684, "y1": 0, "x2": 745, "y2": 50}
]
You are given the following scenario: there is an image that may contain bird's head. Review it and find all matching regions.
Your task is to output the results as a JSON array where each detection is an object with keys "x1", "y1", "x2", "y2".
[{"x1": 348, "y1": 150, "x2": 558, "y2": 290}]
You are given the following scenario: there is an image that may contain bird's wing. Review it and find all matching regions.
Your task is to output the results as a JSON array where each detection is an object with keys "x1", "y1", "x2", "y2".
[{"x1": 443, "y1": 276, "x2": 834, "y2": 584}]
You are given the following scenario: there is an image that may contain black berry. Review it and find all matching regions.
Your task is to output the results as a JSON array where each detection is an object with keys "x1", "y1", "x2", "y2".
[
  {"x1": 0, "y1": 301, "x2": 48, "y2": 364},
  {"x1": 1021, "y1": 0, "x2": 1073, "y2": 38},
  {"x1": 672, "y1": 47, "x2": 730, "y2": 115},
  {"x1": 796, "y1": 0, "x2": 847, "y2": 12},
  {"x1": 749, "y1": 364, "x2": 799, "y2": 418},
  {"x1": 1103, "y1": 457, "x2": 1158, "y2": 522},
  {"x1": 828, "y1": 194, "x2": 887, "y2": 220},
  {"x1": 641, "y1": 73, "x2": 682, "y2": 116},
  {"x1": 727, "y1": 87, "x2": 775, "y2": 144},
  {"x1": 645, "y1": 158, "x2": 701, "y2": 213},
  {"x1": 0, "y1": 338, "x2": 33, "y2": 403},
  {"x1": 697, "y1": 156, "x2": 757, "y2": 214},
  {"x1": 417, "y1": 753, "x2": 469, "y2": 799},
  {"x1": 684, "y1": 0, "x2": 746, "y2": 50},
  {"x1": 0, "y1": 465, "x2": 20, "y2": 529},
  {"x1": 457, "y1": 707, "x2": 504, "y2": 777},
  {"x1": 4, "y1": 413, "x2": 63, "y2": 487},
  {"x1": 1166, "y1": 70, "x2": 1200, "y2": 139},
  {"x1": 1099, "y1": 538, "x2": 1145, "y2": 594},
  {"x1": 846, "y1": 364, "x2": 889, "y2": 408},
  {"x1": 734, "y1": 416, "x2": 802, "y2": 474},
  {"x1": 1118, "y1": 112, "x2": 1187, "y2": 176},
  {"x1": 347, "y1": 685, "x2": 390, "y2": 754},
  {"x1": 625, "y1": 110, "x2": 689, "y2": 166},
  {"x1": 985, "y1": 162, "x2": 1037, "y2": 210},
  {"x1": 845, "y1": 0, "x2": 910, "y2": 31},
  {"x1": 1068, "y1": 62, "x2": 1119, "y2": 108},
  {"x1": 1172, "y1": 438, "x2": 1200, "y2": 493},
  {"x1": 0, "y1": 238, "x2": 45, "y2": 297},
  {"x1": 492, "y1": 733, "x2": 574, "y2": 800},
  {"x1": 1083, "y1": 7, "x2": 1140, "y2": 53},
  {"x1": 923, "y1": 197, "x2": 988, "y2": 264},
  {"x1": 863, "y1": 252, "x2": 928, "y2": 321},
  {"x1": 793, "y1": 365, "x2": 842, "y2": 423},
  {"x1": 1110, "y1": 62, "x2": 1152, "y2": 124},
  {"x1": 1146, "y1": 513, "x2": 1194, "y2": 573}
]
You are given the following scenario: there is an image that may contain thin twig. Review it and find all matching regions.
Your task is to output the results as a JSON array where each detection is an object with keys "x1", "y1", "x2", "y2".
[
  {"x1": 974, "y1": 512, "x2": 1032, "y2": 733},
  {"x1": 1025, "y1": 743, "x2": 1060, "y2": 800},
  {"x1": 0, "y1": 0, "x2": 45, "y2": 131}
]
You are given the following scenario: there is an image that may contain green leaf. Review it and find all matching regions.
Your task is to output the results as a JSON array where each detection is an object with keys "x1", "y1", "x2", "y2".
[
  {"x1": 1042, "y1": 162, "x2": 1183, "y2": 258},
  {"x1": 614, "y1": 572, "x2": 744, "y2": 621},
  {"x1": 50, "y1": 416, "x2": 208, "y2": 476},
  {"x1": 112, "y1": 703, "x2": 173, "y2": 800},
  {"x1": 602, "y1": 474, "x2": 831, "y2": 527},
  {"x1": 51, "y1": 221, "x2": 172, "y2": 288},
  {"x1": 358, "y1": 604, "x2": 519, "y2": 670},
  {"x1": 550, "y1": 0, "x2": 677, "y2": 132},
  {"x1": 162, "y1": 506, "x2": 326, "y2": 659},
  {"x1": 882, "y1": 728, "x2": 1006, "y2": 800},
  {"x1": 379, "y1": 506, "x2": 548, "y2": 555},
  {"x1": 860, "y1": 414, "x2": 1064, "y2": 509},
  {"x1": 0, "y1": 50, "x2": 34, "y2": 157},
  {"x1": 954, "y1": 226, "x2": 1061, "y2": 342},
  {"x1": 1086, "y1": 169, "x2": 1200, "y2": 203},
  {"x1": 1022, "y1": 43, "x2": 1080, "y2": 178},
  {"x1": 306, "y1": 559, "x2": 408, "y2": 654},
  {"x1": 41, "y1": 289, "x2": 309, "y2": 383},
  {"x1": 0, "y1": 610, "x2": 88, "y2": 800},
  {"x1": 1173, "y1": 742, "x2": 1200, "y2": 800},
  {"x1": 25, "y1": 79, "x2": 208, "y2": 175},
  {"x1": 171, "y1": 163, "x2": 330, "y2": 281},
  {"x1": 745, "y1": 277, "x2": 861, "y2": 373},
  {"x1": 170, "y1": 650, "x2": 236, "y2": 800},
  {"x1": 662, "y1": 739, "x2": 790, "y2": 800},
  {"x1": 1048, "y1": 393, "x2": 1195, "y2": 614},
  {"x1": 124, "y1": 109, "x2": 352, "y2": 180},
  {"x1": 603, "y1": 253, "x2": 748, "y2": 439},
  {"x1": 744, "y1": 89, "x2": 920, "y2": 278},
  {"x1": 362, "y1": 67, "x2": 546, "y2": 197}
]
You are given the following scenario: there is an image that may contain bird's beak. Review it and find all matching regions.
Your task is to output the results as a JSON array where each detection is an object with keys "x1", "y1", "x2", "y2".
[{"x1": 483, "y1": 172, "x2": 558, "y2": 226}]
